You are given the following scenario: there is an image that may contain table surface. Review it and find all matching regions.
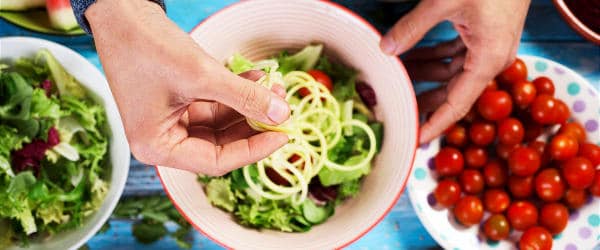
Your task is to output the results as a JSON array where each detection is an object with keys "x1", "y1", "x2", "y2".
[{"x1": 1, "y1": 0, "x2": 599, "y2": 249}]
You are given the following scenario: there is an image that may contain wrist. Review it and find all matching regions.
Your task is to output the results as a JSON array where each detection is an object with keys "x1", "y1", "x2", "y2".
[{"x1": 85, "y1": 0, "x2": 165, "y2": 34}]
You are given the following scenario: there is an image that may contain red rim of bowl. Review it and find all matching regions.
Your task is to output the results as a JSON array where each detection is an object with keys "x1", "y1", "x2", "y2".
[
  {"x1": 156, "y1": 0, "x2": 420, "y2": 249},
  {"x1": 551, "y1": 0, "x2": 600, "y2": 45}
]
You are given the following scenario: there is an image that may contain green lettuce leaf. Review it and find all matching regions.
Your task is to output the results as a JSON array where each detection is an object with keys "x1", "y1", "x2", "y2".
[
  {"x1": 227, "y1": 53, "x2": 254, "y2": 74},
  {"x1": 276, "y1": 44, "x2": 323, "y2": 74},
  {"x1": 205, "y1": 178, "x2": 236, "y2": 212},
  {"x1": 36, "y1": 49, "x2": 86, "y2": 99},
  {"x1": 318, "y1": 154, "x2": 371, "y2": 186}
]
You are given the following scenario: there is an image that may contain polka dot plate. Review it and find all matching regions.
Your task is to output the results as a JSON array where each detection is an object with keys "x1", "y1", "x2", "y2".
[{"x1": 407, "y1": 55, "x2": 600, "y2": 250}]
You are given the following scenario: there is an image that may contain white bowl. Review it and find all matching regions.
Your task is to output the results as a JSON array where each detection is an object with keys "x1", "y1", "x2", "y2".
[
  {"x1": 0, "y1": 37, "x2": 130, "y2": 250},
  {"x1": 156, "y1": 0, "x2": 419, "y2": 249},
  {"x1": 408, "y1": 55, "x2": 600, "y2": 250}
]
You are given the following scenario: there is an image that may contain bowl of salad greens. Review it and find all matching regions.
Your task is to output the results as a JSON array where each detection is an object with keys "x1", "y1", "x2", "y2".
[
  {"x1": 156, "y1": 0, "x2": 419, "y2": 249},
  {"x1": 0, "y1": 37, "x2": 129, "y2": 250}
]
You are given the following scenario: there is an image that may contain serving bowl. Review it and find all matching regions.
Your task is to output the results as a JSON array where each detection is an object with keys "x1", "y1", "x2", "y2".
[
  {"x1": 0, "y1": 37, "x2": 130, "y2": 250},
  {"x1": 408, "y1": 55, "x2": 600, "y2": 250},
  {"x1": 156, "y1": 0, "x2": 418, "y2": 249},
  {"x1": 552, "y1": 0, "x2": 600, "y2": 45}
]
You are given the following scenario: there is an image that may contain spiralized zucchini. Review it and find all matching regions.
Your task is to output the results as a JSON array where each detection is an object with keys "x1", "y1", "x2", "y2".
[{"x1": 244, "y1": 70, "x2": 377, "y2": 205}]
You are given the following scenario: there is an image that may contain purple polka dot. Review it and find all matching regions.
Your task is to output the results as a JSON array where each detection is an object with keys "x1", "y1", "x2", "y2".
[
  {"x1": 585, "y1": 120, "x2": 599, "y2": 132},
  {"x1": 590, "y1": 88, "x2": 597, "y2": 96},
  {"x1": 579, "y1": 227, "x2": 592, "y2": 239},
  {"x1": 427, "y1": 192, "x2": 437, "y2": 207},
  {"x1": 570, "y1": 210, "x2": 580, "y2": 221},
  {"x1": 573, "y1": 100, "x2": 586, "y2": 113},
  {"x1": 428, "y1": 157, "x2": 435, "y2": 170},
  {"x1": 555, "y1": 66, "x2": 565, "y2": 74},
  {"x1": 420, "y1": 142, "x2": 430, "y2": 150},
  {"x1": 566, "y1": 243, "x2": 578, "y2": 250}
]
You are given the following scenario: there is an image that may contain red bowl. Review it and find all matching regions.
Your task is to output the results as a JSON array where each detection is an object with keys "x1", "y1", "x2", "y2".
[{"x1": 552, "y1": 0, "x2": 600, "y2": 45}]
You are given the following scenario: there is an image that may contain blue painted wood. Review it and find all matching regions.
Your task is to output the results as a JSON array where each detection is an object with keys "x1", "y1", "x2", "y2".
[{"x1": 1, "y1": 0, "x2": 599, "y2": 249}]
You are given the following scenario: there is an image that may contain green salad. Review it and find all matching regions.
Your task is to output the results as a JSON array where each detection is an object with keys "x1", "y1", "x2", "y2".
[
  {"x1": 199, "y1": 44, "x2": 383, "y2": 232},
  {"x1": 0, "y1": 50, "x2": 110, "y2": 247}
]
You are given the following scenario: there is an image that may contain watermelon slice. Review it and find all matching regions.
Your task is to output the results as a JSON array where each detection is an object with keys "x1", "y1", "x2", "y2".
[
  {"x1": 46, "y1": 0, "x2": 78, "y2": 30},
  {"x1": 0, "y1": 0, "x2": 45, "y2": 11}
]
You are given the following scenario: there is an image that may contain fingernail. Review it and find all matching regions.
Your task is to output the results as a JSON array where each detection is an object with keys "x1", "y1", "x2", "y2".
[
  {"x1": 268, "y1": 94, "x2": 290, "y2": 124},
  {"x1": 380, "y1": 36, "x2": 398, "y2": 55}
]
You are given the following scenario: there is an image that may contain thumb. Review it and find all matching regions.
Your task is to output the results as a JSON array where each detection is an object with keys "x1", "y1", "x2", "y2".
[
  {"x1": 380, "y1": 0, "x2": 451, "y2": 55},
  {"x1": 205, "y1": 67, "x2": 290, "y2": 126}
]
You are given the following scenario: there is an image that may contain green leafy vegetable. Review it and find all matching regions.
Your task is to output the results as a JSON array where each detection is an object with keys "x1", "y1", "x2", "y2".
[
  {"x1": 276, "y1": 44, "x2": 323, "y2": 74},
  {"x1": 206, "y1": 178, "x2": 236, "y2": 212},
  {"x1": 228, "y1": 53, "x2": 254, "y2": 74}
]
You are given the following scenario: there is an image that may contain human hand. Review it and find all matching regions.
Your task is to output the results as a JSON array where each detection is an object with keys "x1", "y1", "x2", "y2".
[
  {"x1": 86, "y1": 0, "x2": 290, "y2": 175},
  {"x1": 380, "y1": 0, "x2": 530, "y2": 143}
]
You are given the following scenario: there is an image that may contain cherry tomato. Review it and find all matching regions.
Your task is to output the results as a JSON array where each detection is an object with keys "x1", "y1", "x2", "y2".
[
  {"x1": 498, "y1": 58, "x2": 528, "y2": 85},
  {"x1": 530, "y1": 140, "x2": 552, "y2": 166},
  {"x1": 530, "y1": 94, "x2": 558, "y2": 125},
  {"x1": 549, "y1": 134, "x2": 579, "y2": 161},
  {"x1": 532, "y1": 76, "x2": 555, "y2": 96},
  {"x1": 464, "y1": 146, "x2": 488, "y2": 168},
  {"x1": 507, "y1": 201, "x2": 539, "y2": 231},
  {"x1": 559, "y1": 122, "x2": 587, "y2": 143},
  {"x1": 496, "y1": 143, "x2": 521, "y2": 160},
  {"x1": 485, "y1": 79, "x2": 499, "y2": 92},
  {"x1": 539, "y1": 203, "x2": 569, "y2": 235},
  {"x1": 534, "y1": 168, "x2": 566, "y2": 202},
  {"x1": 498, "y1": 118, "x2": 525, "y2": 145},
  {"x1": 553, "y1": 99, "x2": 570, "y2": 124},
  {"x1": 509, "y1": 147, "x2": 541, "y2": 176},
  {"x1": 511, "y1": 80, "x2": 537, "y2": 108},
  {"x1": 590, "y1": 171, "x2": 600, "y2": 197},
  {"x1": 433, "y1": 179, "x2": 462, "y2": 207},
  {"x1": 463, "y1": 107, "x2": 479, "y2": 123},
  {"x1": 459, "y1": 169, "x2": 485, "y2": 194},
  {"x1": 483, "y1": 214, "x2": 511, "y2": 241},
  {"x1": 477, "y1": 90, "x2": 513, "y2": 121},
  {"x1": 524, "y1": 123, "x2": 544, "y2": 142},
  {"x1": 434, "y1": 147, "x2": 465, "y2": 177},
  {"x1": 509, "y1": 175, "x2": 535, "y2": 199},
  {"x1": 299, "y1": 69, "x2": 333, "y2": 97},
  {"x1": 483, "y1": 189, "x2": 511, "y2": 213},
  {"x1": 579, "y1": 142, "x2": 600, "y2": 165},
  {"x1": 445, "y1": 124, "x2": 468, "y2": 147},
  {"x1": 564, "y1": 188, "x2": 588, "y2": 209},
  {"x1": 519, "y1": 226, "x2": 553, "y2": 250},
  {"x1": 453, "y1": 196, "x2": 484, "y2": 226},
  {"x1": 483, "y1": 159, "x2": 508, "y2": 188},
  {"x1": 562, "y1": 157, "x2": 595, "y2": 189},
  {"x1": 469, "y1": 122, "x2": 496, "y2": 146}
]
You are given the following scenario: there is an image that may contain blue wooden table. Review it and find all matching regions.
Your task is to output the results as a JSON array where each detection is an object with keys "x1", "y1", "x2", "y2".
[{"x1": 1, "y1": 1, "x2": 598, "y2": 249}]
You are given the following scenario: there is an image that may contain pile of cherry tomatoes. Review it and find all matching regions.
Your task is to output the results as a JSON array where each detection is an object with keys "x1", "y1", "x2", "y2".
[{"x1": 433, "y1": 58, "x2": 600, "y2": 250}]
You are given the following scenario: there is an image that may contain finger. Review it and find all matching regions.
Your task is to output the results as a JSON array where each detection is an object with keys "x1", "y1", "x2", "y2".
[
  {"x1": 404, "y1": 37, "x2": 466, "y2": 61},
  {"x1": 166, "y1": 132, "x2": 288, "y2": 176},
  {"x1": 271, "y1": 84, "x2": 286, "y2": 98},
  {"x1": 239, "y1": 70, "x2": 265, "y2": 81},
  {"x1": 187, "y1": 126, "x2": 216, "y2": 144},
  {"x1": 187, "y1": 102, "x2": 243, "y2": 128},
  {"x1": 215, "y1": 120, "x2": 258, "y2": 145},
  {"x1": 380, "y1": 0, "x2": 452, "y2": 55},
  {"x1": 406, "y1": 53, "x2": 465, "y2": 82}
]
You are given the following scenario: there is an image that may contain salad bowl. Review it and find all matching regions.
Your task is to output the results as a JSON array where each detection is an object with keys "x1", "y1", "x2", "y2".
[{"x1": 156, "y1": 0, "x2": 418, "y2": 249}]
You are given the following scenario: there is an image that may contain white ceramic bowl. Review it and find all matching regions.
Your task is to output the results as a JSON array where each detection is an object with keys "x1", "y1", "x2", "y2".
[
  {"x1": 156, "y1": 0, "x2": 418, "y2": 249},
  {"x1": 408, "y1": 55, "x2": 600, "y2": 250},
  {"x1": 0, "y1": 37, "x2": 130, "y2": 250}
]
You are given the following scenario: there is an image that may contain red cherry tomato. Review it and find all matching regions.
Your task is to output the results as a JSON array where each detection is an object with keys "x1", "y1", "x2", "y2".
[
  {"x1": 509, "y1": 147, "x2": 541, "y2": 176},
  {"x1": 532, "y1": 76, "x2": 555, "y2": 96},
  {"x1": 553, "y1": 99, "x2": 570, "y2": 124},
  {"x1": 549, "y1": 134, "x2": 579, "y2": 161},
  {"x1": 534, "y1": 168, "x2": 566, "y2": 202},
  {"x1": 477, "y1": 90, "x2": 513, "y2": 121},
  {"x1": 299, "y1": 69, "x2": 333, "y2": 97},
  {"x1": 511, "y1": 81, "x2": 537, "y2": 108},
  {"x1": 579, "y1": 142, "x2": 600, "y2": 165},
  {"x1": 445, "y1": 124, "x2": 468, "y2": 147},
  {"x1": 459, "y1": 169, "x2": 485, "y2": 194},
  {"x1": 433, "y1": 179, "x2": 462, "y2": 207},
  {"x1": 509, "y1": 175, "x2": 535, "y2": 199},
  {"x1": 483, "y1": 214, "x2": 511, "y2": 241},
  {"x1": 498, "y1": 118, "x2": 525, "y2": 145},
  {"x1": 453, "y1": 196, "x2": 484, "y2": 226},
  {"x1": 529, "y1": 140, "x2": 546, "y2": 155},
  {"x1": 498, "y1": 58, "x2": 528, "y2": 85},
  {"x1": 485, "y1": 79, "x2": 499, "y2": 92},
  {"x1": 524, "y1": 123, "x2": 544, "y2": 142},
  {"x1": 483, "y1": 189, "x2": 511, "y2": 213},
  {"x1": 483, "y1": 159, "x2": 508, "y2": 188},
  {"x1": 589, "y1": 171, "x2": 600, "y2": 197},
  {"x1": 434, "y1": 147, "x2": 465, "y2": 177},
  {"x1": 469, "y1": 122, "x2": 496, "y2": 146},
  {"x1": 530, "y1": 94, "x2": 558, "y2": 125},
  {"x1": 562, "y1": 157, "x2": 595, "y2": 189},
  {"x1": 539, "y1": 203, "x2": 569, "y2": 235},
  {"x1": 564, "y1": 188, "x2": 588, "y2": 209},
  {"x1": 559, "y1": 122, "x2": 587, "y2": 143},
  {"x1": 463, "y1": 107, "x2": 479, "y2": 123},
  {"x1": 496, "y1": 143, "x2": 521, "y2": 160},
  {"x1": 507, "y1": 201, "x2": 539, "y2": 231},
  {"x1": 519, "y1": 226, "x2": 553, "y2": 250},
  {"x1": 464, "y1": 146, "x2": 488, "y2": 168}
]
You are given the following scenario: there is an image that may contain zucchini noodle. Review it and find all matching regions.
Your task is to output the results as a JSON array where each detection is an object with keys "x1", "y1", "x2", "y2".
[{"x1": 243, "y1": 70, "x2": 378, "y2": 205}]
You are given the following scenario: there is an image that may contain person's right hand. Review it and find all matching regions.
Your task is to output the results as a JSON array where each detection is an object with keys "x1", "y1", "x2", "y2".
[{"x1": 86, "y1": 0, "x2": 290, "y2": 176}]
